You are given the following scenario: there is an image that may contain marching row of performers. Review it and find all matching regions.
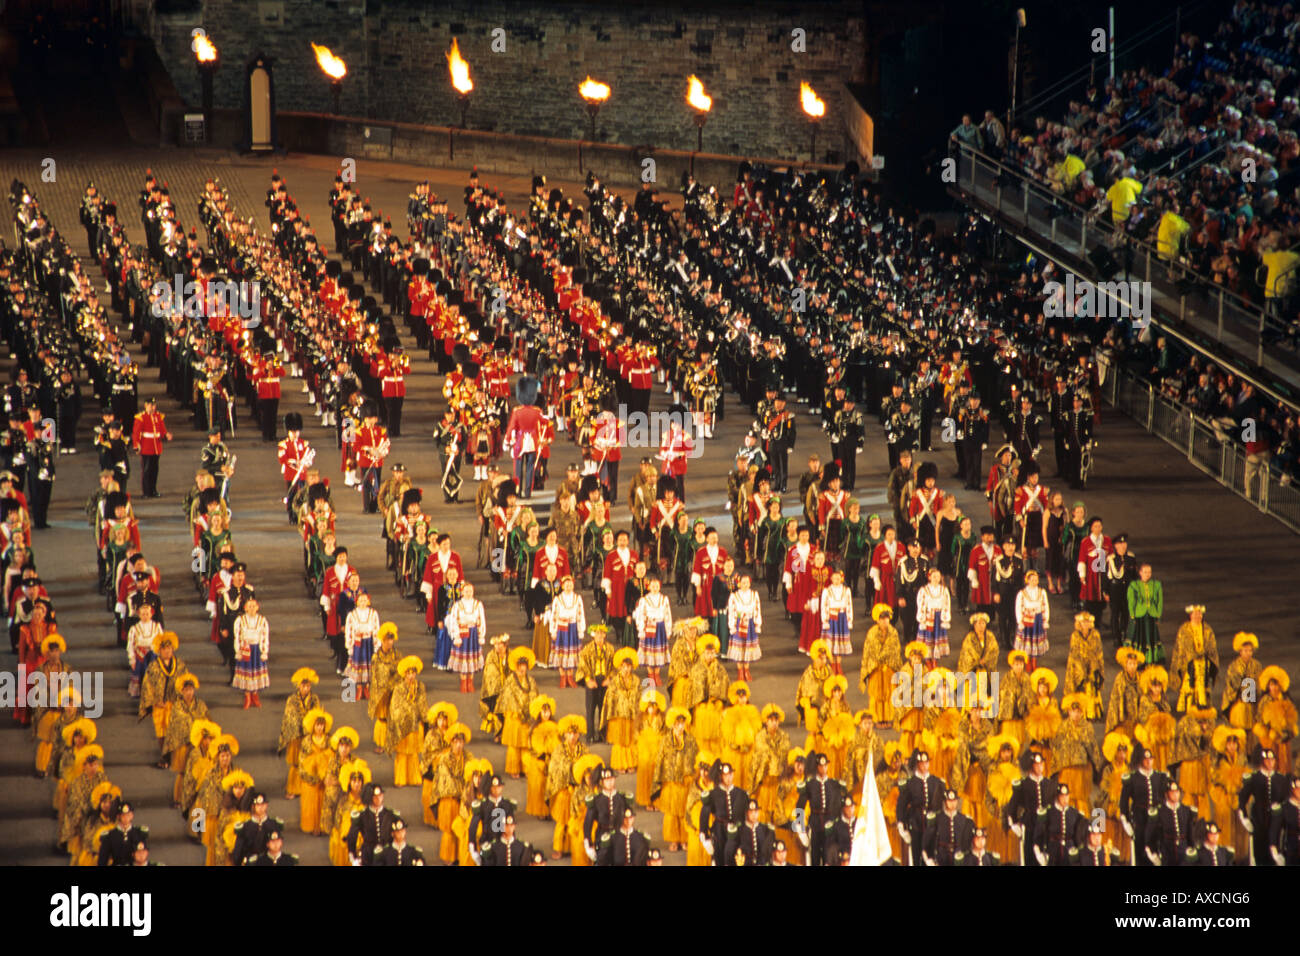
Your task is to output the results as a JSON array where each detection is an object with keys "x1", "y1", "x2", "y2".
[{"x1": 264, "y1": 365, "x2": 1300, "y2": 867}]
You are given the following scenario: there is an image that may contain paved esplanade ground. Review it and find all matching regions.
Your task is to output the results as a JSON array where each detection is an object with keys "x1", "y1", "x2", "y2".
[{"x1": 1, "y1": 148, "x2": 1295, "y2": 865}]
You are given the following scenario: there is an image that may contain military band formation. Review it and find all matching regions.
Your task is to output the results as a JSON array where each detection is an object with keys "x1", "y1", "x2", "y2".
[{"x1": 3, "y1": 150, "x2": 1297, "y2": 868}]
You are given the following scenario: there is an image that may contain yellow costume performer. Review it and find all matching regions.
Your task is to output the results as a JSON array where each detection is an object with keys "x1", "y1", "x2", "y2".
[
  {"x1": 368, "y1": 627, "x2": 400, "y2": 750},
  {"x1": 524, "y1": 697, "x2": 558, "y2": 817},
  {"x1": 859, "y1": 605, "x2": 903, "y2": 725},
  {"x1": 654, "y1": 707, "x2": 699, "y2": 848},
  {"x1": 279, "y1": 668, "x2": 320, "y2": 796},
  {"x1": 720, "y1": 681, "x2": 762, "y2": 789},
  {"x1": 635, "y1": 690, "x2": 666, "y2": 808},
  {"x1": 688, "y1": 635, "x2": 729, "y2": 756},
  {"x1": 497, "y1": 648, "x2": 540, "y2": 777},
  {"x1": 297, "y1": 708, "x2": 334, "y2": 835},
  {"x1": 386, "y1": 656, "x2": 428, "y2": 787},
  {"x1": 1063, "y1": 612, "x2": 1105, "y2": 720},
  {"x1": 602, "y1": 648, "x2": 642, "y2": 772}
]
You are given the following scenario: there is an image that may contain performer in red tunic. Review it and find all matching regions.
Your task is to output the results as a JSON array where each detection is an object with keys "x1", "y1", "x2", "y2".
[
  {"x1": 603, "y1": 530, "x2": 638, "y2": 643},
  {"x1": 868, "y1": 525, "x2": 902, "y2": 610},
  {"x1": 531, "y1": 528, "x2": 571, "y2": 588},
  {"x1": 782, "y1": 526, "x2": 818, "y2": 621},
  {"x1": 691, "y1": 527, "x2": 729, "y2": 619},
  {"x1": 420, "y1": 535, "x2": 464, "y2": 630},
  {"x1": 966, "y1": 525, "x2": 999, "y2": 620},
  {"x1": 1076, "y1": 516, "x2": 1113, "y2": 622}
]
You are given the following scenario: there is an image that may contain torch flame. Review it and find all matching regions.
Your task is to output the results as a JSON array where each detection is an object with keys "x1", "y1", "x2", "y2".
[
  {"x1": 800, "y1": 82, "x2": 825, "y2": 118},
  {"x1": 194, "y1": 34, "x2": 217, "y2": 64},
  {"x1": 311, "y1": 42, "x2": 347, "y2": 80},
  {"x1": 579, "y1": 76, "x2": 611, "y2": 103},
  {"x1": 447, "y1": 37, "x2": 473, "y2": 94},
  {"x1": 686, "y1": 75, "x2": 712, "y2": 113}
]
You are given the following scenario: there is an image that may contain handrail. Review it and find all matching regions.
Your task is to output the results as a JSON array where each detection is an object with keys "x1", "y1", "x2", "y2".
[
  {"x1": 953, "y1": 141, "x2": 1282, "y2": 326},
  {"x1": 1101, "y1": 358, "x2": 1300, "y2": 537}
]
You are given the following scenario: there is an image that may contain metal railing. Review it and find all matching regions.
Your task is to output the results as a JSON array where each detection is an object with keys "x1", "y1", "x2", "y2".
[
  {"x1": 1100, "y1": 356, "x2": 1300, "y2": 534},
  {"x1": 951, "y1": 142, "x2": 1300, "y2": 394}
]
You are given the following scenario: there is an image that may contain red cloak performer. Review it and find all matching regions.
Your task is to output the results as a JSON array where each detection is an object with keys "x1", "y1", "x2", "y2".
[
  {"x1": 691, "y1": 543, "x2": 729, "y2": 617},
  {"x1": 1076, "y1": 525, "x2": 1113, "y2": 604},
  {"x1": 868, "y1": 538, "x2": 902, "y2": 609},
  {"x1": 420, "y1": 546, "x2": 464, "y2": 628},
  {"x1": 782, "y1": 539, "x2": 818, "y2": 616},
  {"x1": 320, "y1": 559, "x2": 355, "y2": 636},
  {"x1": 602, "y1": 544, "x2": 637, "y2": 619}
]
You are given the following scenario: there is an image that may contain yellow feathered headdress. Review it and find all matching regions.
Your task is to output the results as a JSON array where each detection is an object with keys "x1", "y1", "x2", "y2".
[
  {"x1": 665, "y1": 706, "x2": 691, "y2": 729},
  {"x1": 1211, "y1": 725, "x2": 1245, "y2": 756},
  {"x1": 613, "y1": 647, "x2": 639, "y2": 670},
  {"x1": 340, "y1": 758, "x2": 372, "y2": 788},
  {"x1": 695, "y1": 634, "x2": 720, "y2": 656},
  {"x1": 530, "y1": 695, "x2": 557, "y2": 721},
  {"x1": 39, "y1": 633, "x2": 66, "y2": 655},
  {"x1": 509, "y1": 646, "x2": 537, "y2": 671},
  {"x1": 62, "y1": 717, "x2": 97, "y2": 747},
  {"x1": 189, "y1": 719, "x2": 221, "y2": 748},
  {"x1": 1260, "y1": 665, "x2": 1290, "y2": 694},
  {"x1": 74, "y1": 744, "x2": 104, "y2": 771},
  {"x1": 428, "y1": 701, "x2": 459, "y2": 726},
  {"x1": 1232, "y1": 632, "x2": 1258, "y2": 652},
  {"x1": 822, "y1": 674, "x2": 848, "y2": 697},
  {"x1": 378, "y1": 621, "x2": 399, "y2": 643},
  {"x1": 151, "y1": 631, "x2": 179, "y2": 654},
  {"x1": 573, "y1": 753, "x2": 605, "y2": 784},
  {"x1": 1102, "y1": 731, "x2": 1131, "y2": 764},
  {"x1": 330, "y1": 726, "x2": 360, "y2": 751},
  {"x1": 1030, "y1": 667, "x2": 1058, "y2": 696},
  {"x1": 1138, "y1": 666, "x2": 1168, "y2": 695},
  {"x1": 727, "y1": 680, "x2": 751, "y2": 705},
  {"x1": 761, "y1": 703, "x2": 785, "y2": 724},
  {"x1": 302, "y1": 707, "x2": 334, "y2": 735},
  {"x1": 221, "y1": 769, "x2": 254, "y2": 791},
  {"x1": 397, "y1": 655, "x2": 424, "y2": 676},
  {"x1": 291, "y1": 667, "x2": 320, "y2": 686},
  {"x1": 558, "y1": 713, "x2": 587, "y2": 737},
  {"x1": 638, "y1": 689, "x2": 666, "y2": 713}
]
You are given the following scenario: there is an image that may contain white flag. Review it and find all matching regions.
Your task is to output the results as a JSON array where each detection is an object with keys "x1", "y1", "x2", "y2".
[{"x1": 849, "y1": 771, "x2": 894, "y2": 866}]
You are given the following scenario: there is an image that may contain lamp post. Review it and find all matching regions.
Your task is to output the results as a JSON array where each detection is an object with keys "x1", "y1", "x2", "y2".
[
  {"x1": 579, "y1": 76, "x2": 610, "y2": 140},
  {"x1": 1009, "y1": 8, "x2": 1026, "y2": 133},
  {"x1": 687, "y1": 74, "x2": 712, "y2": 154},
  {"x1": 311, "y1": 42, "x2": 346, "y2": 115},
  {"x1": 800, "y1": 81, "x2": 825, "y2": 163},
  {"x1": 193, "y1": 33, "x2": 218, "y2": 143},
  {"x1": 447, "y1": 36, "x2": 473, "y2": 127}
]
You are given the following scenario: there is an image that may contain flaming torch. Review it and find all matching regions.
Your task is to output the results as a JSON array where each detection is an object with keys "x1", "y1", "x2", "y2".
[
  {"x1": 686, "y1": 75, "x2": 712, "y2": 155},
  {"x1": 579, "y1": 76, "x2": 611, "y2": 140},
  {"x1": 311, "y1": 42, "x2": 346, "y2": 114},
  {"x1": 447, "y1": 37, "x2": 473, "y2": 128},
  {"x1": 800, "y1": 81, "x2": 826, "y2": 163},
  {"x1": 193, "y1": 32, "x2": 218, "y2": 143}
]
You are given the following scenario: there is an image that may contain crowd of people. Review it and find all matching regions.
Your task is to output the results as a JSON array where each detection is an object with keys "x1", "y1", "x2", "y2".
[
  {"x1": 6, "y1": 123, "x2": 1300, "y2": 865},
  {"x1": 951, "y1": 3, "x2": 1300, "y2": 489}
]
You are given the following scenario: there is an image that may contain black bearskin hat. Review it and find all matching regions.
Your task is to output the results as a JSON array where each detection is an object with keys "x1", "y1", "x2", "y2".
[
  {"x1": 285, "y1": 411, "x2": 303, "y2": 433},
  {"x1": 496, "y1": 480, "x2": 518, "y2": 506},
  {"x1": 325, "y1": 260, "x2": 342, "y2": 279},
  {"x1": 400, "y1": 488, "x2": 422, "y2": 511},
  {"x1": 916, "y1": 461, "x2": 938, "y2": 485},
  {"x1": 515, "y1": 375, "x2": 540, "y2": 407}
]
